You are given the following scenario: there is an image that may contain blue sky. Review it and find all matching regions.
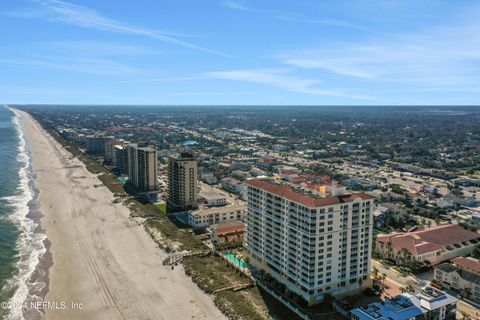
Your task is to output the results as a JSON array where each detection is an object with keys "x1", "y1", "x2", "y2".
[{"x1": 1, "y1": 0, "x2": 480, "y2": 105}]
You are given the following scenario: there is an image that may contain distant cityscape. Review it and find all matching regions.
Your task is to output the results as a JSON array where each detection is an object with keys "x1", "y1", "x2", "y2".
[{"x1": 8, "y1": 105, "x2": 479, "y2": 320}]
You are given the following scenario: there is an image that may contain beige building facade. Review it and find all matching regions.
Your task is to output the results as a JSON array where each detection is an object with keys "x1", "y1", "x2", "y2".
[
  {"x1": 168, "y1": 151, "x2": 198, "y2": 211},
  {"x1": 127, "y1": 143, "x2": 158, "y2": 191},
  {"x1": 244, "y1": 179, "x2": 374, "y2": 306}
]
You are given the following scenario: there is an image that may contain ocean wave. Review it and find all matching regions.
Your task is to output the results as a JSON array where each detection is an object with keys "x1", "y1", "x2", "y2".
[{"x1": 2, "y1": 109, "x2": 47, "y2": 320}]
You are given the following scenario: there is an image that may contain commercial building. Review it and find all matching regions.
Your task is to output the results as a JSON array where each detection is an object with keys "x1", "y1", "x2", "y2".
[
  {"x1": 376, "y1": 224, "x2": 480, "y2": 265},
  {"x1": 187, "y1": 205, "x2": 246, "y2": 229},
  {"x1": 434, "y1": 257, "x2": 480, "y2": 302},
  {"x1": 85, "y1": 135, "x2": 111, "y2": 155},
  {"x1": 105, "y1": 139, "x2": 125, "y2": 164},
  {"x1": 244, "y1": 179, "x2": 374, "y2": 305},
  {"x1": 126, "y1": 143, "x2": 158, "y2": 192},
  {"x1": 351, "y1": 287, "x2": 457, "y2": 320},
  {"x1": 168, "y1": 151, "x2": 198, "y2": 211}
]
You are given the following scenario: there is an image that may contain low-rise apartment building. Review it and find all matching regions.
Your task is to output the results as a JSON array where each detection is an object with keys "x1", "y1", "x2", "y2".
[
  {"x1": 221, "y1": 177, "x2": 245, "y2": 194},
  {"x1": 187, "y1": 205, "x2": 246, "y2": 229},
  {"x1": 434, "y1": 257, "x2": 480, "y2": 302}
]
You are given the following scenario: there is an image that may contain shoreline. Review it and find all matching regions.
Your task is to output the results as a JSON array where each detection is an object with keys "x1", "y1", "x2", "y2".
[
  {"x1": 2, "y1": 107, "x2": 48, "y2": 320},
  {"x1": 14, "y1": 109, "x2": 225, "y2": 320}
]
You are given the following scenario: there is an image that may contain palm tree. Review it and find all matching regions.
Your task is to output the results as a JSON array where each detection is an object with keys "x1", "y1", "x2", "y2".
[
  {"x1": 381, "y1": 273, "x2": 387, "y2": 284},
  {"x1": 423, "y1": 260, "x2": 432, "y2": 269},
  {"x1": 405, "y1": 285, "x2": 415, "y2": 293},
  {"x1": 463, "y1": 288, "x2": 472, "y2": 299},
  {"x1": 461, "y1": 311, "x2": 470, "y2": 320}
]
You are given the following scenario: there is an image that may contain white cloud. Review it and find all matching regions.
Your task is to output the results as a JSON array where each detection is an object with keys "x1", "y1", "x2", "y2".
[
  {"x1": 13, "y1": 0, "x2": 229, "y2": 56},
  {"x1": 206, "y1": 69, "x2": 375, "y2": 100},
  {"x1": 218, "y1": 1, "x2": 250, "y2": 11},
  {"x1": 0, "y1": 57, "x2": 140, "y2": 75},
  {"x1": 274, "y1": 15, "x2": 367, "y2": 30},
  {"x1": 279, "y1": 18, "x2": 480, "y2": 87},
  {"x1": 49, "y1": 40, "x2": 161, "y2": 56},
  {"x1": 218, "y1": 1, "x2": 365, "y2": 30}
]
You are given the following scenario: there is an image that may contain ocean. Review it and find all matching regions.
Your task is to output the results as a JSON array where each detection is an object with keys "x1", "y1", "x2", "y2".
[{"x1": 0, "y1": 105, "x2": 47, "y2": 320}]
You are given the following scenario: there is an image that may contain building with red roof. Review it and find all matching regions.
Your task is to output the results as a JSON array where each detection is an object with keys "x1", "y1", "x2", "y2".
[
  {"x1": 244, "y1": 178, "x2": 374, "y2": 306},
  {"x1": 376, "y1": 224, "x2": 480, "y2": 265},
  {"x1": 211, "y1": 220, "x2": 245, "y2": 244},
  {"x1": 434, "y1": 257, "x2": 480, "y2": 303}
]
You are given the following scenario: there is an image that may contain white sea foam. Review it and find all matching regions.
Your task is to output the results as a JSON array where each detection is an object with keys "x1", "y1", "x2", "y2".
[{"x1": 2, "y1": 108, "x2": 47, "y2": 320}]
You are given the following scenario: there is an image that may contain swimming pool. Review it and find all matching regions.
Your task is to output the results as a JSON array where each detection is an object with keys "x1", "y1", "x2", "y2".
[{"x1": 224, "y1": 252, "x2": 252, "y2": 269}]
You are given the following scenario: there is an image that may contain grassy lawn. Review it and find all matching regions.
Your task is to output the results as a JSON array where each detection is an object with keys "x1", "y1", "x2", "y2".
[
  {"x1": 184, "y1": 255, "x2": 270, "y2": 320},
  {"x1": 98, "y1": 172, "x2": 128, "y2": 194},
  {"x1": 215, "y1": 289, "x2": 270, "y2": 320},
  {"x1": 376, "y1": 259, "x2": 395, "y2": 267},
  {"x1": 153, "y1": 202, "x2": 167, "y2": 214},
  {"x1": 145, "y1": 217, "x2": 206, "y2": 251}
]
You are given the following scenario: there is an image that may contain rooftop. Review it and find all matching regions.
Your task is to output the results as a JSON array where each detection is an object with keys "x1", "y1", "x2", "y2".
[
  {"x1": 201, "y1": 191, "x2": 227, "y2": 201},
  {"x1": 435, "y1": 258, "x2": 480, "y2": 284},
  {"x1": 451, "y1": 256, "x2": 480, "y2": 275},
  {"x1": 170, "y1": 150, "x2": 196, "y2": 160},
  {"x1": 377, "y1": 224, "x2": 480, "y2": 256},
  {"x1": 352, "y1": 295, "x2": 423, "y2": 320},
  {"x1": 190, "y1": 205, "x2": 246, "y2": 218},
  {"x1": 352, "y1": 287, "x2": 457, "y2": 320},
  {"x1": 245, "y1": 179, "x2": 373, "y2": 208},
  {"x1": 412, "y1": 286, "x2": 458, "y2": 311},
  {"x1": 211, "y1": 220, "x2": 245, "y2": 234}
]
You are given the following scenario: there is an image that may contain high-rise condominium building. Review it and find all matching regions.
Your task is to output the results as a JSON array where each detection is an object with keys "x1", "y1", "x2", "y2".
[
  {"x1": 245, "y1": 179, "x2": 374, "y2": 306},
  {"x1": 85, "y1": 135, "x2": 111, "y2": 155},
  {"x1": 114, "y1": 144, "x2": 128, "y2": 173},
  {"x1": 168, "y1": 151, "x2": 198, "y2": 211},
  {"x1": 126, "y1": 143, "x2": 158, "y2": 191},
  {"x1": 104, "y1": 139, "x2": 125, "y2": 164}
]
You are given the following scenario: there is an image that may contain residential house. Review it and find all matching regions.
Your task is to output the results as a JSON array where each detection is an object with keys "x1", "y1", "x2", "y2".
[{"x1": 434, "y1": 257, "x2": 480, "y2": 303}]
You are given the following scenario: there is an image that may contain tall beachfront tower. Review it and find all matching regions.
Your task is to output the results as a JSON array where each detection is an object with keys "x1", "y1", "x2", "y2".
[
  {"x1": 85, "y1": 135, "x2": 111, "y2": 155},
  {"x1": 104, "y1": 139, "x2": 125, "y2": 164},
  {"x1": 244, "y1": 179, "x2": 374, "y2": 306},
  {"x1": 126, "y1": 143, "x2": 158, "y2": 192},
  {"x1": 167, "y1": 151, "x2": 198, "y2": 211}
]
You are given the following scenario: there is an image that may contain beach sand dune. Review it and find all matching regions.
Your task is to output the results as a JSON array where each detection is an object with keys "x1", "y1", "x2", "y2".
[{"x1": 18, "y1": 111, "x2": 225, "y2": 320}]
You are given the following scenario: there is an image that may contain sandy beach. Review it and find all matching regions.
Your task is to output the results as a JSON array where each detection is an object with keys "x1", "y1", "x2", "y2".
[{"x1": 17, "y1": 110, "x2": 225, "y2": 320}]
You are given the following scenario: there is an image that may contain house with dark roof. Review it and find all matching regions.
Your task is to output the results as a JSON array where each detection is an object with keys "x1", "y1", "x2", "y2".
[
  {"x1": 376, "y1": 224, "x2": 480, "y2": 265},
  {"x1": 434, "y1": 257, "x2": 480, "y2": 303}
]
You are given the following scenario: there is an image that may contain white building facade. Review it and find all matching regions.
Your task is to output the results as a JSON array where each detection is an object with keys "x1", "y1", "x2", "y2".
[
  {"x1": 188, "y1": 205, "x2": 246, "y2": 228},
  {"x1": 244, "y1": 179, "x2": 374, "y2": 306}
]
